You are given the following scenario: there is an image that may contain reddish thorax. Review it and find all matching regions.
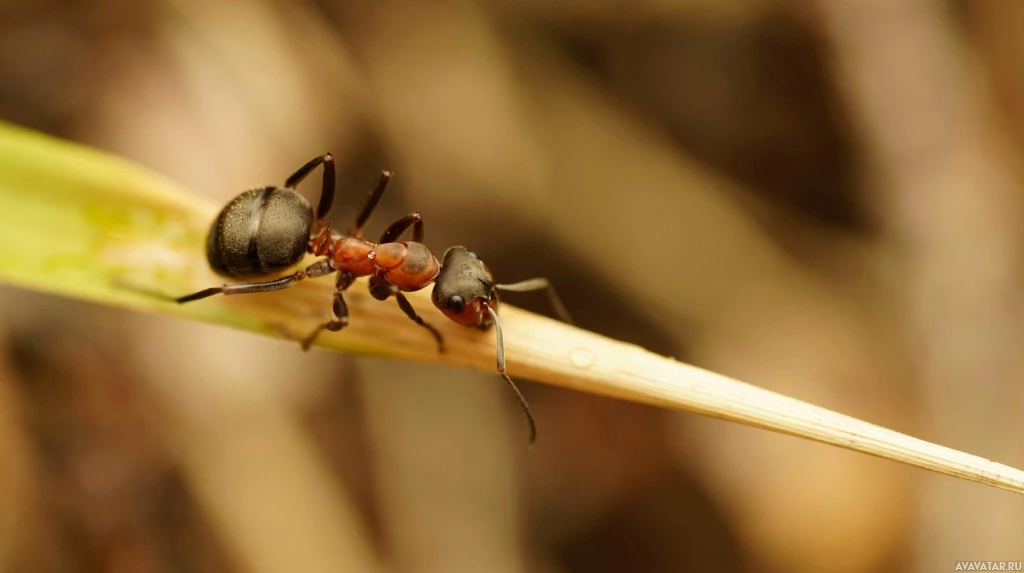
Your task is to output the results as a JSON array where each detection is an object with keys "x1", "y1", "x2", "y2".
[{"x1": 308, "y1": 226, "x2": 440, "y2": 292}]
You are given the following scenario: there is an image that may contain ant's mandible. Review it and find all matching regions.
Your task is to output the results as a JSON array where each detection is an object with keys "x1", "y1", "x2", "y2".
[{"x1": 175, "y1": 154, "x2": 572, "y2": 443}]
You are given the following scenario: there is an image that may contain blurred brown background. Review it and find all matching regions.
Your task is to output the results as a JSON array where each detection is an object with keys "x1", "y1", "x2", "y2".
[{"x1": 1, "y1": 0, "x2": 1023, "y2": 571}]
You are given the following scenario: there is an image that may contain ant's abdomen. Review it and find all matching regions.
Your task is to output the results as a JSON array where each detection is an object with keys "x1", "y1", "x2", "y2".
[
  {"x1": 375, "y1": 242, "x2": 439, "y2": 291},
  {"x1": 207, "y1": 187, "x2": 313, "y2": 278}
]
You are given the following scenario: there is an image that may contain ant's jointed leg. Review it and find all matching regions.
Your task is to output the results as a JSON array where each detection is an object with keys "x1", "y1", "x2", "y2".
[
  {"x1": 396, "y1": 292, "x2": 444, "y2": 352},
  {"x1": 176, "y1": 259, "x2": 335, "y2": 304},
  {"x1": 348, "y1": 170, "x2": 392, "y2": 237},
  {"x1": 301, "y1": 272, "x2": 356, "y2": 350},
  {"x1": 379, "y1": 211, "x2": 424, "y2": 244},
  {"x1": 368, "y1": 274, "x2": 444, "y2": 352},
  {"x1": 284, "y1": 153, "x2": 336, "y2": 220}
]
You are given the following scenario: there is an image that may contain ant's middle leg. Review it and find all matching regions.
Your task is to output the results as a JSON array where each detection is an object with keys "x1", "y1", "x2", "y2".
[
  {"x1": 285, "y1": 153, "x2": 336, "y2": 220},
  {"x1": 348, "y1": 170, "x2": 393, "y2": 237},
  {"x1": 369, "y1": 274, "x2": 444, "y2": 352},
  {"x1": 300, "y1": 272, "x2": 356, "y2": 350},
  {"x1": 176, "y1": 259, "x2": 335, "y2": 303},
  {"x1": 379, "y1": 211, "x2": 424, "y2": 244}
]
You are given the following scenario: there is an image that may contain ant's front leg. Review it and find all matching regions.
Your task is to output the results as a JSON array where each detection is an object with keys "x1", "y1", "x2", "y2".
[
  {"x1": 379, "y1": 211, "x2": 424, "y2": 244},
  {"x1": 176, "y1": 259, "x2": 335, "y2": 303},
  {"x1": 369, "y1": 274, "x2": 444, "y2": 353},
  {"x1": 300, "y1": 272, "x2": 356, "y2": 350}
]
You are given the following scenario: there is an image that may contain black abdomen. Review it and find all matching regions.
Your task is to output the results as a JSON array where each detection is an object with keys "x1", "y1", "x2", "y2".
[{"x1": 206, "y1": 186, "x2": 313, "y2": 278}]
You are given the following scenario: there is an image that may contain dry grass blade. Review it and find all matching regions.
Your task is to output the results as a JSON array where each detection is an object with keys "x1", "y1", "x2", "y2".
[{"x1": 0, "y1": 120, "x2": 1022, "y2": 494}]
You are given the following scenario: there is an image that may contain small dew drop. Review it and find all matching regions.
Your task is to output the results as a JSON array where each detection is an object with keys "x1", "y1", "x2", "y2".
[{"x1": 570, "y1": 348, "x2": 596, "y2": 368}]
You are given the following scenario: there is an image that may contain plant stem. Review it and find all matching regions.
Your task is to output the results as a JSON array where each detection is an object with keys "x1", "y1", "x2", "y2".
[{"x1": 1, "y1": 120, "x2": 1022, "y2": 494}]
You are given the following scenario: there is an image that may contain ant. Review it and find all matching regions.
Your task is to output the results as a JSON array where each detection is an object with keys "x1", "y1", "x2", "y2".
[{"x1": 174, "y1": 154, "x2": 571, "y2": 443}]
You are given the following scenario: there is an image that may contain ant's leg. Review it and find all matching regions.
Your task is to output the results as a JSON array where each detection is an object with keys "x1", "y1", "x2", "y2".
[
  {"x1": 495, "y1": 278, "x2": 573, "y2": 325},
  {"x1": 176, "y1": 259, "x2": 334, "y2": 303},
  {"x1": 285, "y1": 153, "x2": 336, "y2": 220},
  {"x1": 338, "y1": 271, "x2": 357, "y2": 291},
  {"x1": 395, "y1": 292, "x2": 444, "y2": 353},
  {"x1": 379, "y1": 211, "x2": 424, "y2": 244},
  {"x1": 299, "y1": 291, "x2": 349, "y2": 350},
  {"x1": 300, "y1": 272, "x2": 356, "y2": 350},
  {"x1": 368, "y1": 274, "x2": 443, "y2": 352},
  {"x1": 348, "y1": 170, "x2": 393, "y2": 237},
  {"x1": 368, "y1": 273, "x2": 394, "y2": 301}
]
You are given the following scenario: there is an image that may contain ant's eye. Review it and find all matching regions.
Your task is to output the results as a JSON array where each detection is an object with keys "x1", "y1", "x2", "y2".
[{"x1": 447, "y1": 295, "x2": 465, "y2": 313}]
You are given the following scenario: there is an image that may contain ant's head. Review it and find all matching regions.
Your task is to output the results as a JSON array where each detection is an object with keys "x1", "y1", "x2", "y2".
[
  {"x1": 431, "y1": 246, "x2": 498, "y2": 329},
  {"x1": 431, "y1": 245, "x2": 542, "y2": 444}
]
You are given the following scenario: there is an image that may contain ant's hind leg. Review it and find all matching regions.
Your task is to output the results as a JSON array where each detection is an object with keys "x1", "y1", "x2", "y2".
[
  {"x1": 175, "y1": 259, "x2": 335, "y2": 303},
  {"x1": 284, "y1": 154, "x2": 336, "y2": 220}
]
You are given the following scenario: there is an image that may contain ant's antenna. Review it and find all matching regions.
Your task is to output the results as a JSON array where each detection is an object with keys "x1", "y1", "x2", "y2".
[
  {"x1": 486, "y1": 305, "x2": 537, "y2": 444},
  {"x1": 494, "y1": 278, "x2": 574, "y2": 325}
]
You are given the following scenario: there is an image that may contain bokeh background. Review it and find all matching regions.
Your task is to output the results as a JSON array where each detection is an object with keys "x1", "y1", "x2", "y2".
[{"x1": 1, "y1": 0, "x2": 1023, "y2": 571}]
